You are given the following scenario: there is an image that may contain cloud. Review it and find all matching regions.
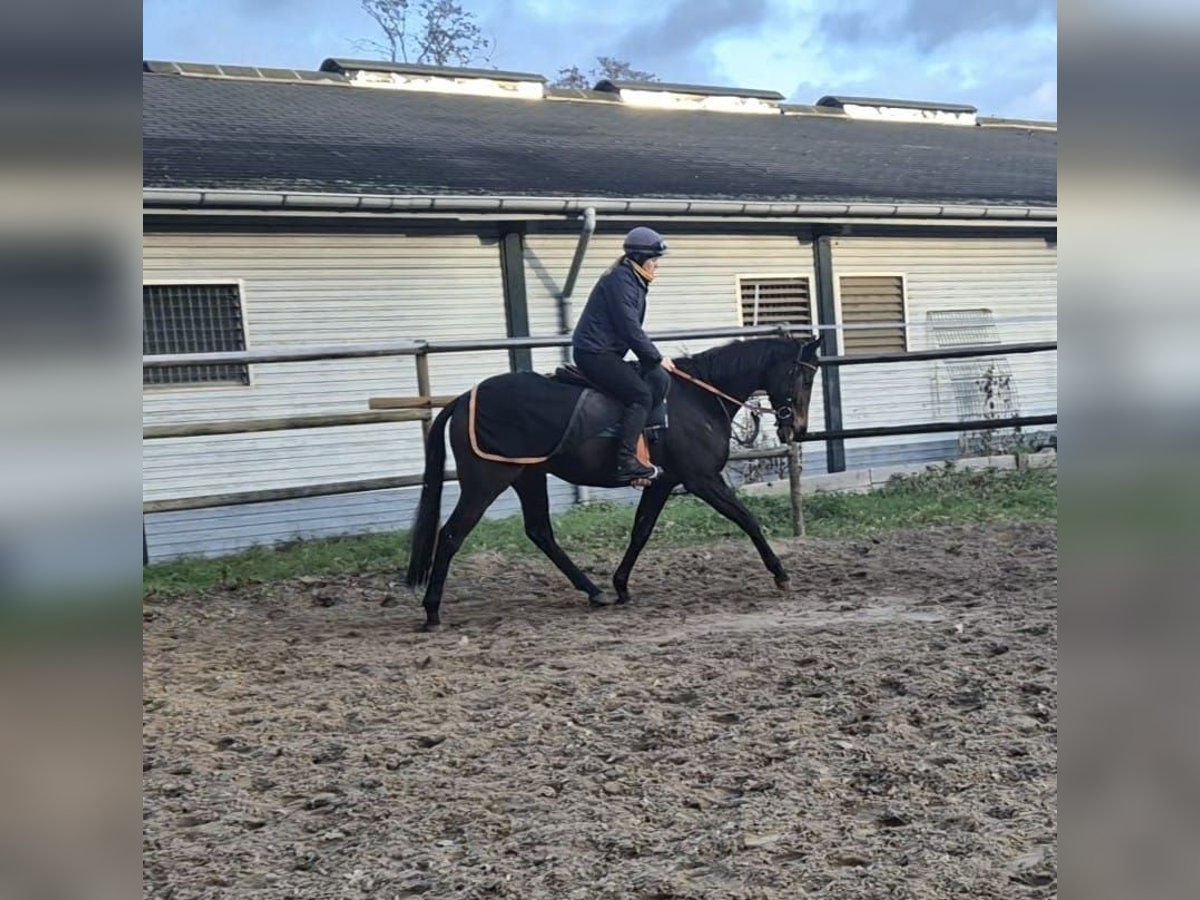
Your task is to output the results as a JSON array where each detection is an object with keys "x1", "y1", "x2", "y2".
[
  {"x1": 233, "y1": 0, "x2": 316, "y2": 14},
  {"x1": 1008, "y1": 78, "x2": 1057, "y2": 120},
  {"x1": 617, "y1": 0, "x2": 769, "y2": 59},
  {"x1": 709, "y1": 3, "x2": 1056, "y2": 119},
  {"x1": 823, "y1": 0, "x2": 1055, "y2": 51},
  {"x1": 811, "y1": 25, "x2": 1056, "y2": 118},
  {"x1": 476, "y1": 0, "x2": 773, "y2": 85},
  {"x1": 613, "y1": 0, "x2": 771, "y2": 82}
]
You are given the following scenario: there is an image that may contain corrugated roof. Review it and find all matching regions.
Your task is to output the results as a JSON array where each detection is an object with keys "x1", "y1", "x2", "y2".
[{"x1": 142, "y1": 71, "x2": 1057, "y2": 208}]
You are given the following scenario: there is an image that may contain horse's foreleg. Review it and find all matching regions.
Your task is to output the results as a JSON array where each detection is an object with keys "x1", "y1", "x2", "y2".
[
  {"x1": 514, "y1": 470, "x2": 609, "y2": 606},
  {"x1": 612, "y1": 478, "x2": 676, "y2": 603},
  {"x1": 686, "y1": 475, "x2": 790, "y2": 590}
]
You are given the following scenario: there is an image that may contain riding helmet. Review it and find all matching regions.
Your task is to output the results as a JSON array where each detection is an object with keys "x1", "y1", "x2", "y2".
[{"x1": 623, "y1": 226, "x2": 668, "y2": 261}]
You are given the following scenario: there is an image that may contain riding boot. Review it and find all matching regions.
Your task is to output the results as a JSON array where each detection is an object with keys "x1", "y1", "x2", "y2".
[{"x1": 616, "y1": 403, "x2": 660, "y2": 482}]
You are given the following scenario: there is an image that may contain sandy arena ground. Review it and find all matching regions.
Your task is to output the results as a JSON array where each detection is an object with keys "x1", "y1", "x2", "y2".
[{"x1": 143, "y1": 522, "x2": 1057, "y2": 899}]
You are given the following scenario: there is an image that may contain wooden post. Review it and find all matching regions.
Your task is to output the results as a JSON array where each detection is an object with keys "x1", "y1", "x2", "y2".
[
  {"x1": 787, "y1": 440, "x2": 806, "y2": 537},
  {"x1": 415, "y1": 351, "x2": 432, "y2": 442}
]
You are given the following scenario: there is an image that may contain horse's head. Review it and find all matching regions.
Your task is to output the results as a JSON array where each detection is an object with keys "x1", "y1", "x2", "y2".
[{"x1": 766, "y1": 337, "x2": 821, "y2": 444}]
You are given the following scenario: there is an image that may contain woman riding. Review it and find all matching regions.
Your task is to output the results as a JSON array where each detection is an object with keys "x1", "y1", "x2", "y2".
[{"x1": 571, "y1": 226, "x2": 675, "y2": 484}]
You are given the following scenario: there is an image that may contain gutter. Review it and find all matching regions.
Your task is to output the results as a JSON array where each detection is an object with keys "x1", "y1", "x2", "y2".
[{"x1": 143, "y1": 188, "x2": 1057, "y2": 221}]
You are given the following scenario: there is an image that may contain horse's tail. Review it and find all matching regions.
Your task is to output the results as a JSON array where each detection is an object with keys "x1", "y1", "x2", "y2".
[{"x1": 405, "y1": 396, "x2": 459, "y2": 589}]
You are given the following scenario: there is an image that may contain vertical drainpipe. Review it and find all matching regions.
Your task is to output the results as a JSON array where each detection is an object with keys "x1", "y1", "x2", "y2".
[
  {"x1": 561, "y1": 208, "x2": 596, "y2": 504},
  {"x1": 560, "y1": 207, "x2": 596, "y2": 364}
]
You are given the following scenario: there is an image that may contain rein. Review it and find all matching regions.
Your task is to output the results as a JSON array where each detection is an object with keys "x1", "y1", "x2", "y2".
[{"x1": 669, "y1": 367, "x2": 767, "y2": 415}]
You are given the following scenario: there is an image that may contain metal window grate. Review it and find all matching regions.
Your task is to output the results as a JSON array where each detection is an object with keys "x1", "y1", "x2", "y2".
[
  {"x1": 143, "y1": 284, "x2": 249, "y2": 386},
  {"x1": 738, "y1": 277, "x2": 814, "y2": 334},
  {"x1": 840, "y1": 275, "x2": 907, "y2": 355},
  {"x1": 928, "y1": 308, "x2": 1020, "y2": 431},
  {"x1": 927, "y1": 308, "x2": 1002, "y2": 347}
]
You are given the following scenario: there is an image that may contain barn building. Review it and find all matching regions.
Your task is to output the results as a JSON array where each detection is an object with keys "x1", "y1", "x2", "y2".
[{"x1": 142, "y1": 59, "x2": 1058, "y2": 562}]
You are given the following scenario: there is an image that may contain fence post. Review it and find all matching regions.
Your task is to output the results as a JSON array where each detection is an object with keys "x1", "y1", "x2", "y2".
[
  {"x1": 787, "y1": 440, "x2": 805, "y2": 537},
  {"x1": 813, "y1": 235, "x2": 846, "y2": 473},
  {"x1": 415, "y1": 350, "x2": 432, "y2": 443}
]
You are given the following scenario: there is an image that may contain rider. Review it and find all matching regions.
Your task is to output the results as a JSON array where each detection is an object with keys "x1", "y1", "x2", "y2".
[{"x1": 571, "y1": 226, "x2": 676, "y2": 484}]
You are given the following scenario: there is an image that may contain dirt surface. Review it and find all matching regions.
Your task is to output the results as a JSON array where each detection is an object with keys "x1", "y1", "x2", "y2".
[{"x1": 143, "y1": 523, "x2": 1057, "y2": 899}]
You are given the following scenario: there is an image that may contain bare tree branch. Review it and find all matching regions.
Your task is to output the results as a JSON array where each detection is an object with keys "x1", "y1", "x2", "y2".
[
  {"x1": 413, "y1": 0, "x2": 492, "y2": 66},
  {"x1": 359, "y1": 0, "x2": 412, "y2": 63},
  {"x1": 552, "y1": 57, "x2": 659, "y2": 89},
  {"x1": 553, "y1": 65, "x2": 589, "y2": 90},
  {"x1": 594, "y1": 56, "x2": 659, "y2": 83},
  {"x1": 357, "y1": 0, "x2": 492, "y2": 68}
]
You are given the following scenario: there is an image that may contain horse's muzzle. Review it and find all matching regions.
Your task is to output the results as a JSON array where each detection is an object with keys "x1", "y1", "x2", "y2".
[{"x1": 776, "y1": 407, "x2": 800, "y2": 444}]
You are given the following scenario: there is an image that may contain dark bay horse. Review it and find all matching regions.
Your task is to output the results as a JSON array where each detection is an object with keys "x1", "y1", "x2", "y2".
[{"x1": 405, "y1": 337, "x2": 821, "y2": 629}]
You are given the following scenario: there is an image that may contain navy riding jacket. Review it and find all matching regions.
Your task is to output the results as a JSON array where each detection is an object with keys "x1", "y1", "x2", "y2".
[{"x1": 571, "y1": 259, "x2": 662, "y2": 367}]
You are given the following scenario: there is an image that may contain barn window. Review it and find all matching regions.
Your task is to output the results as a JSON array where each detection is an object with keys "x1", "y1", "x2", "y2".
[
  {"x1": 838, "y1": 275, "x2": 908, "y2": 355},
  {"x1": 143, "y1": 283, "x2": 250, "y2": 386},
  {"x1": 737, "y1": 276, "x2": 814, "y2": 335}
]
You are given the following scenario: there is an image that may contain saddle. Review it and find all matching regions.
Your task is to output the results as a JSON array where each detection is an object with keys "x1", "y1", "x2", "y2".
[{"x1": 551, "y1": 364, "x2": 669, "y2": 433}]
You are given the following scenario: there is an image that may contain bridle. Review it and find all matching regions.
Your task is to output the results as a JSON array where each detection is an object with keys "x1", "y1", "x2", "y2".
[{"x1": 670, "y1": 359, "x2": 818, "y2": 447}]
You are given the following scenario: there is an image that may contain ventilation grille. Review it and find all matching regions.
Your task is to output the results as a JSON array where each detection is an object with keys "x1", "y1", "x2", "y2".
[
  {"x1": 839, "y1": 275, "x2": 907, "y2": 355},
  {"x1": 143, "y1": 284, "x2": 249, "y2": 386},
  {"x1": 738, "y1": 277, "x2": 814, "y2": 334}
]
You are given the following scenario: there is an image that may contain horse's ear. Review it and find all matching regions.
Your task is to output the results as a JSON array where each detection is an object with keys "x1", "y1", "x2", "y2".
[{"x1": 802, "y1": 336, "x2": 822, "y2": 360}]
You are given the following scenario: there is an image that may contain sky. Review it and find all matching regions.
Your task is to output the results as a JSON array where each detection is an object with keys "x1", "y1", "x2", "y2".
[{"x1": 143, "y1": 0, "x2": 1057, "y2": 119}]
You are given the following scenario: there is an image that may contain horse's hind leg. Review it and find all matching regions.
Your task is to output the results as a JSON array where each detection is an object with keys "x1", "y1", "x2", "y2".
[
  {"x1": 420, "y1": 460, "x2": 517, "y2": 630},
  {"x1": 514, "y1": 469, "x2": 610, "y2": 607}
]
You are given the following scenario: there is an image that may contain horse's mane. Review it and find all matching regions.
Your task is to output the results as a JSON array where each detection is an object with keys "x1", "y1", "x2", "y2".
[{"x1": 676, "y1": 337, "x2": 802, "y2": 386}]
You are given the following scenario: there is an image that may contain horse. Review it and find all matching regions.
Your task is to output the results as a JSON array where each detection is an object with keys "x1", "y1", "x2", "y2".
[{"x1": 405, "y1": 336, "x2": 822, "y2": 630}]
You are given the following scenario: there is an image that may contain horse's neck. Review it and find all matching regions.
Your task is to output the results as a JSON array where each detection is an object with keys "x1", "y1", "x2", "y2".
[{"x1": 687, "y1": 357, "x2": 769, "y2": 402}]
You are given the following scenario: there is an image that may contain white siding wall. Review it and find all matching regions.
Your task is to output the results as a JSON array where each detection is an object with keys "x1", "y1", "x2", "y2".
[
  {"x1": 143, "y1": 230, "x2": 531, "y2": 560},
  {"x1": 830, "y1": 236, "x2": 1058, "y2": 466}
]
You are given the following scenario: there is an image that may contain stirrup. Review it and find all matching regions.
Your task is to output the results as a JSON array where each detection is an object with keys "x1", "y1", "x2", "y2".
[{"x1": 617, "y1": 462, "x2": 662, "y2": 485}]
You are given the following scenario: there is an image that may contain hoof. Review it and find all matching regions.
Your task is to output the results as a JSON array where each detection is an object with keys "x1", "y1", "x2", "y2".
[
  {"x1": 614, "y1": 592, "x2": 633, "y2": 605},
  {"x1": 774, "y1": 575, "x2": 792, "y2": 593},
  {"x1": 588, "y1": 592, "x2": 617, "y2": 608},
  {"x1": 419, "y1": 619, "x2": 441, "y2": 632}
]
